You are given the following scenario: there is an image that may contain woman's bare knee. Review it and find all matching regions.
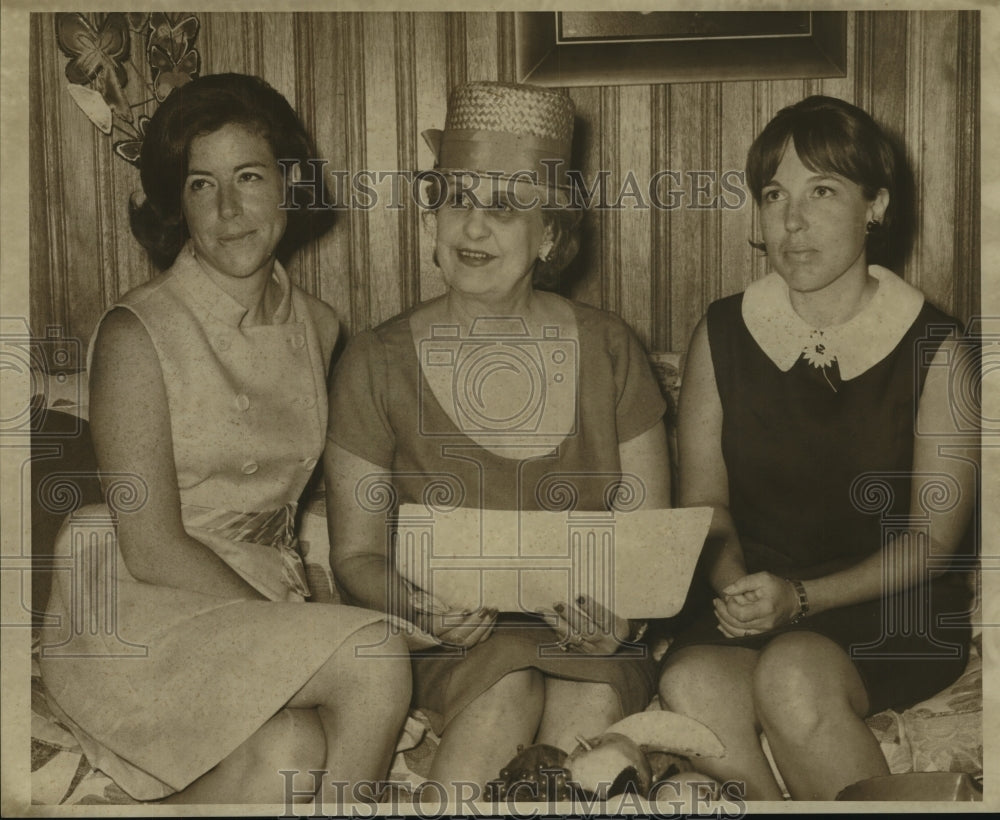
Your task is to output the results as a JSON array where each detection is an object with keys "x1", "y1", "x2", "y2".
[
  {"x1": 451, "y1": 668, "x2": 544, "y2": 730},
  {"x1": 537, "y1": 679, "x2": 620, "y2": 750},
  {"x1": 659, "y1": 646, "x2": 753, "y2": 714},
  {"x1": 488, "y1": 668, "x2": 544, "y2": 703},
  {"x1": 659, "y1": 648, "x2": 709, "y2": 710},
  {"x1": 577, "y1": 681, "x2": 618, "y2": 716},
  {"x1": 754, "y1": 632, "x2": 868, "y2": 740},
  {"x1": 342, "y1": 627, "x2": 411, "y2": 718},
  {"x1": 292, "y1": 624, "x2": 411, "y2": 713}
]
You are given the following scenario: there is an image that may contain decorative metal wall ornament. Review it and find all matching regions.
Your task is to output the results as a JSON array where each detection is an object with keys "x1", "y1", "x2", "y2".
[{"x1": 55, "y1": 12, "x2": 201, "y2": 167}]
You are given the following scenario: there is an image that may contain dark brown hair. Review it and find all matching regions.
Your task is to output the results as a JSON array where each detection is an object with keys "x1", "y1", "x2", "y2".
[
  {"x1": 130, "y1": 73, "x2": 324, "y2": 268},
  {"x1": 745, "y1": 95, "x2": 902, "y2": 266}
]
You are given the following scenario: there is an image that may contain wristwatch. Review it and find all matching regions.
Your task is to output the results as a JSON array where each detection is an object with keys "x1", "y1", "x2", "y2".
[{"x1": 788, "y1": 579, "x2": 809, "y2": 624}]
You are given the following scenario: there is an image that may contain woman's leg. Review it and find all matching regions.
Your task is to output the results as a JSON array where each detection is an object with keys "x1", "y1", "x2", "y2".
[
  {"x1": 168, "y1": 622, "x2": 410, "y2": 806},
  {"x1": 753, "y1": 631, "x2": 888, "y2": 800},
  {"x1": 286, "y1": 623, "x2": 412, "y2": 805},
  {"x1": 428, "y1": 668, "x2": 545, "y2": 794},
  {"x1": 163, "y1": 707, "x2": 325, "y2": 804},
  {"x1": 535, "y1": 679, "x2": 622, "y2": 752},
  {"x1": 658, "y1": 645, "x2": 783, "y2": 800}
]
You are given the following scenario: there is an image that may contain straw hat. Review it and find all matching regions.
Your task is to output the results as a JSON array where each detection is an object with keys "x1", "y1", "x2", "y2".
[{"x1": 422, "y1": 81, "x2": 576, "y2": 206}]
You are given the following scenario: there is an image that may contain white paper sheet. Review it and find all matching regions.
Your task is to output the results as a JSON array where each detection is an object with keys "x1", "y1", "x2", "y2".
[{"x1": 394, "y1": 504, "x2": 711, "y2": 619}]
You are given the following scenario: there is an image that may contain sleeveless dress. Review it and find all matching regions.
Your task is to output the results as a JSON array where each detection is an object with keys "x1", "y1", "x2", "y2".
[
  {"x1": 38, "y1": 244, "x2": 387, "y2": 800},
  {"x1": 328, "y1": 297, "x2": 667, "y2": 733},
  {"x1": 668, "y1": 266, "x2": 973, "y2": 714}
]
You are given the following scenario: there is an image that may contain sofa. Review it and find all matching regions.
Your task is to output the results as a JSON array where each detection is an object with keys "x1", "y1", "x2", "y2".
[{"x1": 26, "y1": 355, "x2": 983, "y2": 805}]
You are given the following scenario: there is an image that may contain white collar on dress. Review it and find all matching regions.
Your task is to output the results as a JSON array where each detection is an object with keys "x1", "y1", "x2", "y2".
[
  {"x1": 174, "y1": 240, "x2": 292, "y2": 328},
  {"x1": 741, "y1": 265, "x2": 924, "y2": 380}
]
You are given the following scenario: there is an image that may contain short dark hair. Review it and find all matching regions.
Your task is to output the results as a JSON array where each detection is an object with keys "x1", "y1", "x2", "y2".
[
  {"x1": 130, "y1": 73, "x2": 324, "y2": 268},
  {"x1": 745, "y1": 95, "x2": 902, "y2": 266},
  {"x1": 421, "y1": 174, "x2": 582, "y2": 291}
]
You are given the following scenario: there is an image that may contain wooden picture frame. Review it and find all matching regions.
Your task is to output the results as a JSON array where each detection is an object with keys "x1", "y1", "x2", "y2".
[{"x1": 514, "y1": 11, "x2": 848, "y2": 87}]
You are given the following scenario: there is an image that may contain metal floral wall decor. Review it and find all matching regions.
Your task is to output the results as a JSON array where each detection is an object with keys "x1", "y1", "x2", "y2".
[{"x1": 55, "y1": 12, "x2": 201, "y2": 166}]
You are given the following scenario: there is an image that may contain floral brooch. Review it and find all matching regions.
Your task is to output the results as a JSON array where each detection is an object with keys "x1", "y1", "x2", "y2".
[{"x1": 801, "y1": 330, "x2": 839, "y2": 391}]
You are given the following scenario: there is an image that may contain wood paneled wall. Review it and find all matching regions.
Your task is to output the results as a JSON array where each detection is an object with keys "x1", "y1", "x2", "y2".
[{"x1": 29, "y1": 11, "x2": 980, "y2": 366}]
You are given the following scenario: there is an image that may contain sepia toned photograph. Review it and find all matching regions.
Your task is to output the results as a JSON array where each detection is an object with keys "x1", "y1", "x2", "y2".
[{"x1": 0, "y1": 2, "x2": 994, "y2": 816}]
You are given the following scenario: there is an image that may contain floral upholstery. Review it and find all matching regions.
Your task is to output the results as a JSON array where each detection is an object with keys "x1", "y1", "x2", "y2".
[{"x1": 867, "y1": 634, "x2": 983, "y2": 777}]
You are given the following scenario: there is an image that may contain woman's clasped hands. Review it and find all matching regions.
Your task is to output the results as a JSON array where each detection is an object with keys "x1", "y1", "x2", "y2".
[{"x1": 714, "y1": 572, "x2": 801, "y2": 638}]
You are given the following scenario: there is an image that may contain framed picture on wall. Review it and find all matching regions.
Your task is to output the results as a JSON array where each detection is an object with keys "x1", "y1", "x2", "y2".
[{"x1": 515, "y1": 11, "x2": 848, "y2": 86}]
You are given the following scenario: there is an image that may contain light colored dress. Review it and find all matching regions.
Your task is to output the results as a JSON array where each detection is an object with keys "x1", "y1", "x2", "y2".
[{"x1": 38, "y1": 244, "x2": 386, "y2": 800}]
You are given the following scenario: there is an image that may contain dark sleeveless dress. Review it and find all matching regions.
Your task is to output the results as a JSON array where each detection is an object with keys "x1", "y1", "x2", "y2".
[{"x1": 667, "y1": 292, "x2": 973, "y2": 715}]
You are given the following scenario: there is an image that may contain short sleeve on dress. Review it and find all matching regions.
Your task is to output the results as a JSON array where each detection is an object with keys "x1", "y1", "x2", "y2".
[
  {"x1": 606, "y1": 314, "x2": 667, "y2": 444},
  {"x1": 327, "y1": 331, "x2": 396, "y2": 468}
]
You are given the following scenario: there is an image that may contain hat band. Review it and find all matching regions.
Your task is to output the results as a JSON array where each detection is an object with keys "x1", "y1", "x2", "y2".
[{"x1": 435, "y1": 129, "x2": 572, "y2": 190}]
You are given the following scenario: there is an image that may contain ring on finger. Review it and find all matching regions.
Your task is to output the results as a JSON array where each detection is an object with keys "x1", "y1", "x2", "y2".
[{"x1": 559, "y1": 631, "x2": 582, "y2": 650}]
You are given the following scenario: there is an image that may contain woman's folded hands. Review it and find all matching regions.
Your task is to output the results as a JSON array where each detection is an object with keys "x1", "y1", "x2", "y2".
[{"x1": 713, "y1": 572, "x2": 800, "y2": 638}]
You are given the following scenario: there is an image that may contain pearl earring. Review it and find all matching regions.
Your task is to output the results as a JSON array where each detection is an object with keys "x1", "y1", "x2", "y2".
[{"x1": 538, "y1": 239, "x2": 554, "y2": 262}]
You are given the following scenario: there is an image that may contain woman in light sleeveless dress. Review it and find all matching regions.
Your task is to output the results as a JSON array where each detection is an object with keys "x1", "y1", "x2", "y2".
[{"x1": 39, "y1": 74, "x2": 411, "y2": 805}]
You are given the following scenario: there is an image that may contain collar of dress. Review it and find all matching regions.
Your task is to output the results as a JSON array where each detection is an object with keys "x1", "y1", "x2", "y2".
[
  {"x1": 173, "y1": 240, "x2": 293, "y2": 328},
  {"x1": 741, "y1": 264, "x2": 924, "y2": 380}
]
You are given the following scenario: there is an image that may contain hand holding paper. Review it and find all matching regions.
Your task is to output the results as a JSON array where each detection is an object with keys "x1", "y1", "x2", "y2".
[
  {"x1": 547, "y1": 595, "x2": 631, "y2": 654},
  {"x1": 395, "y1": 505, "x2": 711, "y2": 620}
]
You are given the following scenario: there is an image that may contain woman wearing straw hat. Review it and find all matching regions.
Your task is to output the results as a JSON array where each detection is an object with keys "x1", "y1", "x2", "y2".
[{"x1": 325, "y1": 81, "x2": 671, "y2": 790}]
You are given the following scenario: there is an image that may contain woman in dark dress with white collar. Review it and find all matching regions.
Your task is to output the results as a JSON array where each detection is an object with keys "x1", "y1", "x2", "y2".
[{"x1": 658, "y1": 96, "x2": 977, "y2": 800}]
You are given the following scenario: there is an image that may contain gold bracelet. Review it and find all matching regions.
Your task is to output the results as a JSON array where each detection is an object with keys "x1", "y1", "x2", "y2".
[{"x1": 787, "y1": 578, "x2": 809, "y2": 624}]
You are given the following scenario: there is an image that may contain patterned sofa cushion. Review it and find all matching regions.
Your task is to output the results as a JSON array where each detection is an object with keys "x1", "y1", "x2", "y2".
[{"x1": 867, "y1": 634, "x2": 983, "y2": 778}]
